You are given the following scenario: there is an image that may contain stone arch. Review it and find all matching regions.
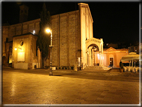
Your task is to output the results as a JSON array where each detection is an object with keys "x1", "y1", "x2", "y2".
[
  {"x1": 87, "y1": 44, "x2": 99, "y2": 52},
  {"x1": 86, "y1": 38, "x2": 103, "y2": 52},
  {"x1": 86, "y1": 44, "x2": 100, "y2": 66},
  {"x1": 85, "y1": 38, "x2": 103, "y2": 66}
]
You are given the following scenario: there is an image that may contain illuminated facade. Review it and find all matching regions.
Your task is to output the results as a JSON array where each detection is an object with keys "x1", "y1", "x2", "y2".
[
  {"x1": 2, "y1": 3, "x2": 104, "y2": 70},
  {"x1": 12, "y1": 33, "x2": 42, "y2": 69},
  {"x1": 103, "y1": 47, "x2": 128, "y2": 68},
  {"x1": 44, "y1": 3, "x2": 104, "y2": 70}
]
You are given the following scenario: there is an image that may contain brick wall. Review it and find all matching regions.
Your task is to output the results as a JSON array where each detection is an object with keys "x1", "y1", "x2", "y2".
[
  {"x1": 51, "y1": 15, "x2": 60, "y2": 67},
  {"x1": 2, "y1": 26, "x2": 9, "y2": 56},
  {"x1": 50, "y1": 10, "x2": 80, "y2": 67}
]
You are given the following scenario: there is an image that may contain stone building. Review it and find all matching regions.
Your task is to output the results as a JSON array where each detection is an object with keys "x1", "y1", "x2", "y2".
[
  {"x1": 102, "y1": 47, "x2": 128, "y2": 68},
  {"x1": 12, "y1": 33, "x2": 42, "y2": 69},
  {"x1": 44, "y1": 3, "x2": 104, "y2": 70},
  {"x1": 2, "y1": 3, "x2": 104, "y2": 70},
  {"x1": 2, "y1": 18, "x2": 41, "y2": 69}
]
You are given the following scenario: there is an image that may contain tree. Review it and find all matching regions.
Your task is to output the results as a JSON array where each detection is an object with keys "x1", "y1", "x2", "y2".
[{"x1": 36, "y1": 3, "x2": 51, "y2": 68}]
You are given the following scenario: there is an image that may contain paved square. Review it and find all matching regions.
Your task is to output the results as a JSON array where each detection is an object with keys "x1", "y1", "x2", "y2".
[{"x1": 3, "y1": 68, "x2": 140, "y2": 104}]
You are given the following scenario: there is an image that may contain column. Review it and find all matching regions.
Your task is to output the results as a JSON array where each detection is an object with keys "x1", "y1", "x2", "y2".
[
  {"x1": 101, "y1": 39, "x2": 103, "y2": 66},
  {"x1": 99, "y1": 51, "x2": 101, "y2": 66},
  {"x1": 94, "y1": 52, "x2": 96, "y2": 66},
  {"x1": 87, "y1": 52, "x2": 89, "y2": 66},
  {"x1": 92, "y1": 49, "x2": 94, "y2": 66},
  {"x1": 89, "y1": 47, "x2": 92, "y2": 66}
]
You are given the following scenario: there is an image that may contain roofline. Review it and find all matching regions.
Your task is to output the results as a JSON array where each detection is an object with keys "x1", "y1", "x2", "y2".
[
  {"x1": 13, "y1": 32, "x2": 38, "y2": 37},
  {"x1": 78, "y1": 3, "x2": 94, "y2": 23}
]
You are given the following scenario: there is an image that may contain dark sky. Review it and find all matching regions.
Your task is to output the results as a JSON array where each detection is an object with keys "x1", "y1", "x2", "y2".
[{"x1": 2, "y1": 2, "x2": 139, "y2": 44}]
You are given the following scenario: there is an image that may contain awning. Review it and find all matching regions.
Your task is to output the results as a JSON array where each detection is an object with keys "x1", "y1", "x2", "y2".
[{"x1": 121, "y1": 52, "x2": 139, "y2": 61}]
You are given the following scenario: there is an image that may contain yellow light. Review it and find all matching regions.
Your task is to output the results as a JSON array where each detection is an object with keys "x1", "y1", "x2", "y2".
[
  {"x1": 97, "y1": 54, "x2": 100, "y2": 60},
  {"x1": 33, "y1": 30, "x2": 35, "y2": 34},
  {"x1": 19, "y1": 52, "x2": 23, "y2": 55},
  {"x1": 15, "y1": 48, "x2": 17, "y2": 50},
  {"x1": 45, "y1": 28, "x2": 51, "y2": 33}
]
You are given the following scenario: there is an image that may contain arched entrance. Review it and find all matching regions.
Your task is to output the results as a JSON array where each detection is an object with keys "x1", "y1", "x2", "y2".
[
  {"x1": 85, "y1": 38, "x2": 103, "y2": 67},
  {"x1": 87, "y1": 44, "x2": 99, "y2": 66}
]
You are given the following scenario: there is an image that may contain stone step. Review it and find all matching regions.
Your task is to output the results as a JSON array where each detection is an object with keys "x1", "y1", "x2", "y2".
[
  {"x1": 84, "y1": 66, "x2": 103, "y2": 69},
  {"x1": 83, "y1": 66, "x2": 111, "y2": 71}
]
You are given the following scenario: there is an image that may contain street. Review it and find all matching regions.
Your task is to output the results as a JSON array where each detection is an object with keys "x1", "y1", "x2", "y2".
[{"x1": 3, "y1": 67, "x2": 140, "y2": 104}]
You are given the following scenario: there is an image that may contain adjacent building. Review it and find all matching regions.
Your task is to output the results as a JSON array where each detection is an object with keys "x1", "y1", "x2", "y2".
[{"x1": 103, "y1": 47, "x2": 128, "y2": 68}]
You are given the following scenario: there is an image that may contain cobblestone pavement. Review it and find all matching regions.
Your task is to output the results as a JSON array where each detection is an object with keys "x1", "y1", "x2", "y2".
[{"x1": 2, "y1": 68, "x2": 140, "y2": 105}]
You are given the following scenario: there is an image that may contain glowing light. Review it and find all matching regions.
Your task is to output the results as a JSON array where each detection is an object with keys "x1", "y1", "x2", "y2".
[
  {"x1": 97, "y1": 54, "x2": 100, "y2": 60},
  {"x1": 45, "y1": 28, "x2": 51, "y2": 33},
  {"x1": 15, "y1": 48, "x2": 17, "y2": 50},
  {"x1": 101, "y1": 56, "x2": 104, "y2": 60},
  {"x1": 18, "y1": 52, "x2": 25, "y2": 61},
  {"x1": 33, "y1": 30, "x2": 35, "y2": 34},
  {"x1": 9, "y1": 55, "x2": 12, "y2": 63}
]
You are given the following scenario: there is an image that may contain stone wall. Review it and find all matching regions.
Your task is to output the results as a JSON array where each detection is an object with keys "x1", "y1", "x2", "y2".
[
  {"x1": 12, "y1": 34, "x2": 39, "y2": 69},
  {"x1": 78, "y1": 3, "x2": 94, "y2": 69},
  {"x1": 51, "y1": 15, "x2": 60, "y2": 67},
  {"x1": 3, "y1": 19, "x2": 40, "y2": 42},
  {"x1": 13, "y1": 35, "x2": 30, "y2": 64},
  {"x1": 60, "y1": 13, "x2": 68, "y2": 66},
  {"x1": 2, "y1": 26, "x2": 9, "y2": 56},
  {"x1": 2, "y1": 19, "x2": 40, "y2": 61},
  {"x1": 68, "y1": 11, "x2": 80, "y2": 66},
  {"x1": 50, "y1": 10, "x2": 80, "y2": 67}
]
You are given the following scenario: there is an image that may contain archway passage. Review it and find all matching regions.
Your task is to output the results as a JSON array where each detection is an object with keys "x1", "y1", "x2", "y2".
[
  {"x1": 85, "y1": 38, "x2": 103, "y2": 68},
  {"x1": 87, "y1": 44, "x2": 99, "y2": 50},
  {"x1": 87, "y1": 44, "x2": 100, "y2": 66}
]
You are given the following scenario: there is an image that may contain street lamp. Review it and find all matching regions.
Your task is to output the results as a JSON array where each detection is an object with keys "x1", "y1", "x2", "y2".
[{"x1": 45, "y1": 28, "x2": 53, "y2": 76}]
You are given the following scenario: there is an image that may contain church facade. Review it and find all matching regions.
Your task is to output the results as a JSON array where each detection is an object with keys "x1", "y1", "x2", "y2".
[
  {"x1": 44, "y1": 3, "x2": 103, "y2": 70},
  {"x1": 3, "y1": 3, "x2": 127, "y2": 70}
]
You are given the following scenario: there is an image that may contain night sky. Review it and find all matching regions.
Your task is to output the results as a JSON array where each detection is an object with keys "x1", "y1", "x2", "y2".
[{"x1": 2, "y1": 2, "x2": 139, "y2": 45}]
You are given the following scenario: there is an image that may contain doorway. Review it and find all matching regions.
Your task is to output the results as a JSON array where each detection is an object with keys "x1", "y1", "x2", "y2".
[{"x1": 110, "y1": 58, "x2": 113, "y2": 67}]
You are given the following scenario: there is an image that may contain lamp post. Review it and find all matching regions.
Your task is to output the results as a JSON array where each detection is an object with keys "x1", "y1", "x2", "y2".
[{"x1": 45, "y1": 28, "x2": 53, "y2": 76}]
